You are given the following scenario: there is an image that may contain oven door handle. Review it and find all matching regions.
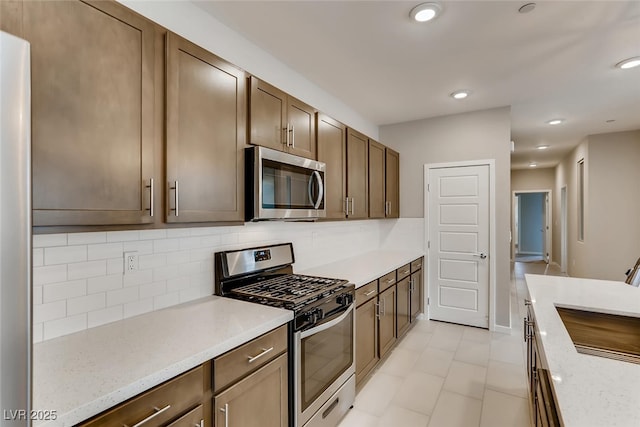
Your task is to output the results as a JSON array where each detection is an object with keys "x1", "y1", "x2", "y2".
[
  {"x1": 301, "y1": 304, "x2": 353, "y2": 339},
  {"x1": 308, "y1": 170, "x2": 324, "y2": 209}
]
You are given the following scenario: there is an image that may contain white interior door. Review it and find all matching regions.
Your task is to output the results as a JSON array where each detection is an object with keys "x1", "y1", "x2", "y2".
[{"x1": 427, "y1": 165, "x2": 489, "y2": 328}]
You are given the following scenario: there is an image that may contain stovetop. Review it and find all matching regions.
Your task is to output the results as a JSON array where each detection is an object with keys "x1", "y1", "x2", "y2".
[{"x1": 228, "y1": 274, "x2": 351, "y2": 311}]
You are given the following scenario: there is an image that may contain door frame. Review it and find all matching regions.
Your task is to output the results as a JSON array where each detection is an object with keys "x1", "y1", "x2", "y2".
[
  {"x1": 560, "y1": 186, "x2": 568, "y2": 273},
  {"x1": 511, "y1": 189, "x2": 552, "y2": 263},
  {"x1": 424, "y1": 160, "x2": 497, "y2": 331}
]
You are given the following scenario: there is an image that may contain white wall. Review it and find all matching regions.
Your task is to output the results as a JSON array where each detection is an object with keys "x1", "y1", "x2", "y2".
[
  {"x1": 118, "y1": 0, "x2": 378, "y2": 138},
  {"x1": 553, "y1": 130, "x2": 640, "y2": 280},
  {"x1": 511, "y1": 168, "x2": 555, "y2": 192},
  {"x1": 379, "y1": 107, "x2": 512, "y2": 328}
]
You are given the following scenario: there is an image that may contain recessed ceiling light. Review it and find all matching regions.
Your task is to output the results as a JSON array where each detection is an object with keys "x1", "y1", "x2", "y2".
[
  {"x1": 537, "y1": 145, "x2": 549, "y2": 150},
  {"x1": 518, "y1": 3, "x2": 536, "y2": 14},
  {"x1": 410, "y1": 3, "x2": 442, "y2": 22},
  {"x1": 546, "y1": 119, "x2": 564, "y2": 125},
  {"x1": 529, "y1": 163, "x2": 537, "y2": 168},
  {"x1": 450, "y1": 90, "x2": 470, "y2": 100},
  {"x1": 616, "y1": 57, "x2": 640, "y2": 70}
]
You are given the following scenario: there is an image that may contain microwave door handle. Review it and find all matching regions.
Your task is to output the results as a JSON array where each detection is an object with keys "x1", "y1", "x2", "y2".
[
  {"x1": 300, "y1": 305, "x2": 353, "y2": 339},
  {"x1": 312, "y1": 171, "x2": 324, "y2": 209}
]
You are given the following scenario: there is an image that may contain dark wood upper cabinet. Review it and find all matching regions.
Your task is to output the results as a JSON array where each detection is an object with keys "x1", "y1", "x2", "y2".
[
  {"x1": 165, "y1": 33, "x2": 245, "y2": 223},
  {"x1": 346, "y1": 128, "x2": 369, "y2": 219},
  {"x1": 249, "y1": 76, "x2": 316, "y2": 159},
  {"x1": 385, "y1": 148, "x2": 400, "y2": 218},
  {"x1": 316, "y1": 114, "x2": 347, "y2": 219},
  {"x1": 368, "y1": 140, "x2": 386, "y2": 219},
  {"x1": 25, "y1": 0, "x2": 158, "y2": 226}
]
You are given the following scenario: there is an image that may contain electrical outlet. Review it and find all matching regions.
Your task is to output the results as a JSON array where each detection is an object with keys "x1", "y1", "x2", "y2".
[{"x1": 124, "y1": 251, "x2": 138, "y2": 274}]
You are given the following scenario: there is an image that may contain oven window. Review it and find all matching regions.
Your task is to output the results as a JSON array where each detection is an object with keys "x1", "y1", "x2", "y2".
[
  {"x1": 262, "y1": 159, "x2": 324, "y2": 210},
  {"x1": 300, "y1": 310, "x2": 353, "y2": 412}
]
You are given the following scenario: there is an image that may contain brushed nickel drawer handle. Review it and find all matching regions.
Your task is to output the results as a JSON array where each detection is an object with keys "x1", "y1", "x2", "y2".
[
  {"x1": 247, "y1": 346, "x2": 274, "y2": 363},
  {"x1": 146, "y1": 178, "x2": 154, "y2": 217},
  {"x1": 402, "y1": 269, "x2": 410, "y2": 275},
  {"x1": 386, "y1": 278, "x2": 395, "y2": 284},
  {"x1": 364, "y1": 289, "x2": 376, "y2": 297},
  {"x1": 128, "y1": 404, "x2": 171, "y2": 427}
]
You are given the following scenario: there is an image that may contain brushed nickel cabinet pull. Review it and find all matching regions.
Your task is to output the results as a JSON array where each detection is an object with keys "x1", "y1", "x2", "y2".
[
  {"x1": 344, "y1": 197, "x2": 349, "y2": 215},
  {"x1": 364, "y1": 289, "x2": 376, "y2": 297},
  {"x1": 283, "y1": 124, "x2": 289, "y2": 146},
  {"x1": 220, "y1": 403, "x2": 229, "y2": 427},
  {"x1": 247, "y1": 346, "x2": 274, "y2": 363},
  {"x1": 351, "y1": 197, "x2": 355, "y2": 215},
  {"x1": 170, "y1": 180, "x2": 179, "y2": 217},
  {"x1": 290, "y1": 123, "x2": 295, "y2": 148},
  {"x1": 375, "y1": 301, "x2": 381, "y2": 319},
  {"x1": 146, "y1": 178, "x2": 154, "y2": 217},
  {"x1": 128, "y1": 404, "x2": 171, "y2": 427}
]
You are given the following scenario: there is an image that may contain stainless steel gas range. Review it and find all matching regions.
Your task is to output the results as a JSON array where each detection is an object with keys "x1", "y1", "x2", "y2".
[{"x1": 215, "y1": 243, "x2": 355, "y2": 427}]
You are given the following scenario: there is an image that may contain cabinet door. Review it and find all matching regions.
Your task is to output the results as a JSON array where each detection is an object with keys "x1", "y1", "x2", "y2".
[
  {"x1": 249, "y1": 77, "x2": 287, "y2": 152},
  {"x1": 346, "y1": 128, "x2": 369, "y2": 219},
  {"x1": 166, "y1": 33, "x2": 245, "y2": 223},
  {"x1": 356, "y1": 297, "x2": 379, "y2": 385},
  {"x1": 378, "y1": 285, "x2": 396, "y2": 358},
  {"x1": 287, "y1": 96, "x2": 316, "y2": 159},
  {"x1": 214, "y1": 354, "x2": 288, "y2": 427},
  {"x1": 368, "y1": 140, "x2": 386, "y2": 218},
  {"x1": 410, "y1": 269, "x2": 422, "y2": 322},
  {"x1": 385, "y1": 148, "x2": 400, "y2": 218},
  {"x1": 317, "y1": 114, "x2": 347, "y2": 219},
  {"x1": 397, "y1": 276, "x2": 411, "y2": 337},
  {"x1": 25, "y1": 0, "x2": 157, "y2": 226}
]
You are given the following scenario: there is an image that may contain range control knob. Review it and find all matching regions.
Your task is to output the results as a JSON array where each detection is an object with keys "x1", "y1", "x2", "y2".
[{"x1": 337, "y1": 293, "x2": 353, "y2": 306}]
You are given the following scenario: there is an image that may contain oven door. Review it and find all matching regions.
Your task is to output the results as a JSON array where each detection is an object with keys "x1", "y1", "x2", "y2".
[
  {"x1": 295, "y1": 304, "x2": 355, "y2": 427},
  {"x1": 248, "y1": 146, "x2": 326, "y2": 220}
]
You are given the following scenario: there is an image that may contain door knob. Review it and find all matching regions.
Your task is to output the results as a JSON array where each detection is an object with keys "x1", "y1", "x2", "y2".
[{"x1": 473, "y1": 253, "x2": 487, "y2": 259}]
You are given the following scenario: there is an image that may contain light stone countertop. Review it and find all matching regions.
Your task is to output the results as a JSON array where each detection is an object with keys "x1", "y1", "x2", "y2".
[
  {"x1": 33, "y1": 296, "x2": 293, "y2": 427},
  {"x1": 525, "y1": 274, "x2": 640, "y2": 427},
  {"x1": 300, "y1": 250, "x2": 425, "y2": 288}
]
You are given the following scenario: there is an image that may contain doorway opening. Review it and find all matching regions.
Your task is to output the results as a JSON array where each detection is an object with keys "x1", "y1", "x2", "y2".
[{"x1": 512, "y1": 190, "x2": 552, "y2": 264}]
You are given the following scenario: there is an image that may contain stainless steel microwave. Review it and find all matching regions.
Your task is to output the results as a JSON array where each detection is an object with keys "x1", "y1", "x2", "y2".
[{"x1": 245, "y1": 146, "x2": 326, "y2": 221}]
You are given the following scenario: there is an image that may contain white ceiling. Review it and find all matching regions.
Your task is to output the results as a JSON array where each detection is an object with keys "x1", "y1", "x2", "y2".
[{"x1": 195, "y1": 1, "x2": 640, "y2": 169}]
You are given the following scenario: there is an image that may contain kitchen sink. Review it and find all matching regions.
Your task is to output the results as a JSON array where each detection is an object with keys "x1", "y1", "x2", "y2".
[{"x1": 556, "y1": 306, "x2": 640, "y2": 364}]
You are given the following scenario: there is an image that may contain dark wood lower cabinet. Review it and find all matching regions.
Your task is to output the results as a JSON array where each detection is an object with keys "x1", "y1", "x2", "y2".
[
  {"x1": 356, "y1": 295, "x2": 379, "y2": 384},
  {"x1": 397, "y1": 276, "x2": 411, "y2": 338},
  {"x1": 410, "y1": 269, "x2": 422, "y2": 322},
  {"x1": 213, "y1": 354, "x2": 288, "y2": 427},
  {"x1": 378, "y1": 285, "x2": 397, "y2": 359}
]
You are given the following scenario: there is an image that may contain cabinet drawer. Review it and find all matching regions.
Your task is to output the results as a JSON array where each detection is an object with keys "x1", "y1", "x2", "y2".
[
  {"x1": 214, "y1": 325, "x2": 287, "y2": 393},
  {"x1": 356, "y1": 280, "x2": 378, "y2": 306},
  {"x1": 378, "y1": 271, "x2": 396, "y2": 292},
  {"x1": 79, "y1": 365, "x2": 204, "y2": 427},
  {"x1": 166, "y1": 404, "x2": 203, "y2": 427},
  {"x1": 397, "y1": 263, "x2": 411, "y2": 280},
  {"x1": 411, "y1": 258, "x2": 423, "y2": 272}
]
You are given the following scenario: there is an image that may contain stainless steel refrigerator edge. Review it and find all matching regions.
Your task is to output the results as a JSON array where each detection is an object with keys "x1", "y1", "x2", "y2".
[{"x1": 1, "y1": 30, "x2": 32, "y2": 426}]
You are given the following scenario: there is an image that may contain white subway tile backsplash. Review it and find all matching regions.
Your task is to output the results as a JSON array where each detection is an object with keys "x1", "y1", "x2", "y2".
[
  {"x1": 88, "y1": 305, "x2": 123, "y2": 328},
  {"x1": 124, "y1": 298, "x2": 153, "y2": 318},
  {"x1": 34, "y1": 300, "x2": 66, "y2": 323},
  {"x1": 88, "y1": 274, "x2": 123, "y2": 294},
  {"x1": 68, "y1": 260, "x2": 107, "y2": 280},
  {"x1": 138, "y1": 229, "x2": 167, "y2": 240},
  {"x1": 68, "y1": 232, "x2": 107, "y2": 245},
  {"x1": 106, "y1": 230, "x2": 141, "y2": 242},
  {"x1": 33, "y1": 233, "x2": 67, "y2": 248},
  {"x1": 32, "y1": 219, "x2": 401, "y2": 342},
  {"x1": 44, "y1": 245, "x2": 87, "y2": 265},
  {"x1": 33, "y1": 248, "x2": 44, "y2": 267},
  {"x1": 139, "y1": 281, "x2": 167, "y2": 299},
  {"x1": 88, "y1": 242, "x2": 123, "y2": 261},
  {"x1": 43, "y1": 279, "x2": 87, "y2": 303},
  {"x1": 43, "y1": 314, "x2": 87, "y2": 341},
  {"x1": 33, "y1": 264, "x2": 68, "y2": 286},
  {"x1": 67, "y1": 293, "x2": 106, "y2": 316},
  {"x1": 107, "y1": 286, "x2": 139, "y2": 307},
  {"x1": 123, "y1": 269, "x2": 153, "y2": 287}
]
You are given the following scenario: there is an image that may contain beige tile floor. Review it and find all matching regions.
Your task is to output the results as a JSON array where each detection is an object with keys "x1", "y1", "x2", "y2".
[{"x1": 338, "y1": 261, "x2": 566, "y2": 427}]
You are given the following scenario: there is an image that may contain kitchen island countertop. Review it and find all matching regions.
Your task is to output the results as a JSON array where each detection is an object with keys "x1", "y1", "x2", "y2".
[
  {"x1": 525, "y1": 274, "x2": 640, "y2": 427},
  {"x1": 33, "y1": 296, "x2": 292, "y2": 427},
  {"x1": 300, "y1": 249, "x2": 425, "y2": 288}
]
